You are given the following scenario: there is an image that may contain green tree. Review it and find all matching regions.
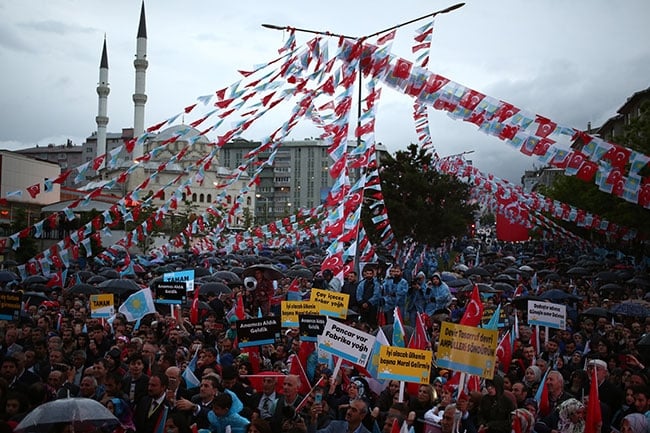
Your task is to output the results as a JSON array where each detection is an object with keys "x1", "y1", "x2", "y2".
[
  {"x1": 544, "y1": 100, "x2": 650, "y2": 247},
  {"x1": 366, "y1": 144, "x2": 477, "y2": 246}
]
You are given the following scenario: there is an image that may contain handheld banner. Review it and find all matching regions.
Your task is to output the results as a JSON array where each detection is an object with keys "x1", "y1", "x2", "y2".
[
  {"x1": 481, "y1": 306, "x2": 509, "y2": 328},
  {"x1": 319, "y1": 317, "x2": 376, "y2": 367},
  {"x1": 90, "y1": 294, "x2": 114, "y2": 319},
  {"x1": 0, "y1": 292, "x2": 22, "y2": 321},
  {"x1": 236, "y1": 317, "x2": 282, "y2": 348},
  {"x1": 281, "y1": 301, "x2": 319, "y2": 327},
  {"x1": 527, "y1": 300, "x2": 566, "y2": 330},
  {"x1": 153, "y1": 281, "x2": 186, "y2": 305},
  {"x1": 309, "y1": 288, "x2": 349, "y2": 318},
  {"x1": 436, "y1": 322, "x2": 498, "y2": 379},
  {"x1": 299, "y1": 314, "x2": 327, "y2": 342},
  {"x1": 377, "y1": 346, "x2": 432, "y2": 384},
  {"x1": 163, "y1": 269, "x2": 195, "y2": 292}
]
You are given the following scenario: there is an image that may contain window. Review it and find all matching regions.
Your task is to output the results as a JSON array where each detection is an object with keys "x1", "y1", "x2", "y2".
[
  {"x1": 192, "y1": 193, "x2": 197, "y2": 202},
  {"x1": 199, "y1": 194, "x2": 204, "y2": 203},
  {"x1": 207, "y1": 194, "x2": 212, "y2": 203}
]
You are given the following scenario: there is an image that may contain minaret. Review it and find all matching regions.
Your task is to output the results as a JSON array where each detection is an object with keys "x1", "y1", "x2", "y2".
[
  {"x1": 132, "y1": 0, "x2": 148, "y2": 159},
  {"x1": 96, "y1": 35, "x2": 110, "y2": 169}
]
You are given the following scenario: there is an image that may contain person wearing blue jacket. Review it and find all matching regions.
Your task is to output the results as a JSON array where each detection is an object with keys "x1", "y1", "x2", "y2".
[
  {"x1": 355, "y1": 265, "x2": 382, "y2": 326},
  {"x1": 424, "y1": 273, "x2": 452, "y2": 317},
  {"x1": 207, "y1": 389, "x2": 250, "y2": 433},
  {"x1": 383, "y1": 265, "x2": 409, "y2": 319}
]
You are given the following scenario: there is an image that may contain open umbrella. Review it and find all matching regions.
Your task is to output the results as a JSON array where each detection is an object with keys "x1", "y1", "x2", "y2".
[
  {"x1": 194, "y1": 267, "x2": 212, "y2": 277},
  {"x1": 595, "y1": 271, "x2": 621, "y2": 282},
  {"x1": 212, "y1": 271, "x2": 242, "y2": 284},
  {"x1": 610, "y1": 300, "x2": 650, "y2": 318},
  {"x1": 14, "y1": 397, "x2": 119, "y2": 433},
  {"x1": 87, "y1": 275, "x2": 107, "y2": 284},
  {"x1": 0, "y1": 271, "x2": 19, "y2": 283},
  {"x1": 626, "y1": 277, "x2": 650, "y2": 287},
  {"x1": 460, "y1": 283, "x2": 500, "y2": 293},
  {"x1": 242, "y1": 264, "x2": 284, "y2": 281},
  {"x1": 510, "y1": 294, "x2": 543, "y2": 309},
  {"x1": 567, "y1": 267, "x2": 591, "y2": 276},
  {"x1": 598, "y1": 283, "x2": 623, "y2": 292},
  {"x1": 98, "y1": 279, "x2": 141, "y2": 296},
  {"x1": 447, "y1": 278, "x2": 470, "y2": 288},
  {"x1": 22, "y1": 292, "x2": 50, "y2": 306},
  {"x1": 99, "y1": 269, "x2": 119, "y2": 279},
  {"x1": 287, "y1": 268, "x2": 313, "y2": 280},
  {"x1": 66, "y1": 283, "x2": 101, "y2": 295},
  {"x1": 199, "y1": 282, "x2": 232, "y2": 295},
  {"x1": 22, "y1": 275, "x2": 48, "y2": 285},
  {"x1": 464, "y1": 267, "x2": 490, "y2": 277},
  {"x1": 540, "y1": 289, "x2": 580, "y2": 302},
  {"x1": 1, "y1": 259, "x2": 18, "y2": 267},
  {"x1": 581, "y1": 307, "x2": 611, "y2": 318}
]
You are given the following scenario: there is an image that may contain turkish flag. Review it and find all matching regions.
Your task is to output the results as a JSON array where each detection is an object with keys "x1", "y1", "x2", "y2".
[
  {"x1": 26, "y1": 183, "x2": 41, "y2": 198},
  {"x1": 459, "y1": 285, "x2": 483, "y2": 327},
  {"x1": 392, "y1": 58, "x2": 412, "y2": 80},
  {"x1": 496, "y1": 330, "x2": 512, "y2": 373},
  {"x1": 585, "y1": 366, "x2": 602, "y2": 433}
]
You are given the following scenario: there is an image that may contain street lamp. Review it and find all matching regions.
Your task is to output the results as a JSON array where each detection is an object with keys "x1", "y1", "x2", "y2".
[
  {"x1": 262, "y1": 3, "x2": 465, "y2": 147},
  {"x1": 255, "y1": 194, "x2": 269, "y2": 224}
]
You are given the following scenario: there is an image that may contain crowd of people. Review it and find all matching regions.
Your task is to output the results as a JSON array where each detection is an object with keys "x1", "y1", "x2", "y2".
[{"x1": 0, "y1": 240, "x2": 649, "y2": 433}]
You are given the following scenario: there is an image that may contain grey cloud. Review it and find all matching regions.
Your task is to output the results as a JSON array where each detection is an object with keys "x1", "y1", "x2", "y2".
[{"x1": 18, "y1": 20, "x2": 95, "y2": 35}]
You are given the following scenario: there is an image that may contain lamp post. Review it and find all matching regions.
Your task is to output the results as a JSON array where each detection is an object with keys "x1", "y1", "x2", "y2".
[
  {"x1": 262, "y1": 3, "x2": 465, "y2": 147},
  {"x1": 255, "y1": 194, "x2": 269, "y2": 224}
]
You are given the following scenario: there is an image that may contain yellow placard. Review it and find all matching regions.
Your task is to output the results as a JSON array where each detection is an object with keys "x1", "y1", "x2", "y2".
[
  {"x1": 90, "y1": 294, "x2": 114, "y2": 319},
  {"x1": 309, "y1": 288, "x2": 349, "y2": 319},
  {"x1": 281, "y1": 301, "x2": 320, "y2": 327},
  {"x1": 435, "y1": 322, "x2": 498, "y2": 379},
  {"x1": 377, "y1": 346, "x2": 432, "y2": 384}
]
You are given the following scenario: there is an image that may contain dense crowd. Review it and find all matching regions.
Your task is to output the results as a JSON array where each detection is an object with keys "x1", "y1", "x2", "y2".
[{"x1": 0, "y1": 241, "x2": 649, "y2": 433}]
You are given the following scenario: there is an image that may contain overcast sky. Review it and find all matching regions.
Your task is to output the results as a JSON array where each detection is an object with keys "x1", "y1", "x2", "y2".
[{"x1": 1, "y1": 0, "x2": 648, "y2": 183}]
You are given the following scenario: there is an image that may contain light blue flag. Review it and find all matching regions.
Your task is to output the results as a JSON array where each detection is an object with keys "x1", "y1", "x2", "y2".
[
  {"x1": 483, "y1": 304, "x2": 501, "y2": 330},
  {"x1": 392, "y1": 307, "x2": 405, "y2": 348},
  {"x1": 118, "y1": 288, "x2": 156, "y2": 322},
  {"x1": 182, "y1": 348, "x2": 201, "y2": 389}
]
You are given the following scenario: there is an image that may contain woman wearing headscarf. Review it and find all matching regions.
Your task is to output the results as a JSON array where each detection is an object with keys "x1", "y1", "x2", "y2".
[
  {"x1": 557, "y1": 398, "x2": 585, "y2": 433},
  {"x1": 477, "y1": 376, "x2": 515, "y2": 433},
  {"x1": 620, "y1": 413, "x2": 649, "y2": 433},
  {"x1": 523, "y1": 366, "x2": 542, "y2": 398},
  {"x1": 511, "y1": 408, "x2": 535, "y2": 433}
]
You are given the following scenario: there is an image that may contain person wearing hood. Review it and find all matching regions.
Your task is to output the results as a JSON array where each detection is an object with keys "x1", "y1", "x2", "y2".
[
  {"x1": 207, "y1": 389, "x2": 250, "y2": 433},
  {"x1": 383, "y1": 265, "x2": 409, "y2": 317},
  {"x1": 425, "y1": 273, "x2": 452, "y2": 317},
  {"x1": 477, "y1": 375, "x2": 515, "y2": 433},
  {"x1": 522, "y1": 366, "x2": 542, "y2": 396}
]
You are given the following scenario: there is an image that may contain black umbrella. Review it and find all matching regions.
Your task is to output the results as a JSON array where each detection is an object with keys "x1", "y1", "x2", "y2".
[
  {"x1": 610, "y1": 300, "x2": 650, "y2": 318},
  {"x1": 22, "y1": 292, "x2": 50, "y2": 306},
  {"x1": 287, "y1": 268, "x2": 314, "y2": 279},
  {"x1": 199, "y1": 282, "x2": 232, "y2": 295},
  {"x1": 22, "y1": 275, "x2": 48, "y2": 285},
  {"x1": 581, "y1": 307, "x2": 611, "y2": 318},
  {"x1": 544, "y1": 272, "x2": 562, "y2": 282},
  {"x1": 510, "y1": 294, "x2": 543, "y2": 309},
  {"x1": 595, "y1": 271, "x2": 621, "y2": 282},
  {"x1": 626, "y1": 277, "x2": 650, "y2": 287},
  {"x1": 494, "y1": 274, "x2": 517, "y2": 283},
  {"x1": 66, "y1": 283, "x2": 101, "y2": 295},
  {"x1": 502, "y1": 267, "x2": 522, "y2": 276},
  {"x1": 447, "y1": 278, "x2": 471, "y2": 288},
  {"x1": 0, "y1": 271, "x2": 19, "y2": 283},
  {"x1": 1, "y1": 259, "x2": 18, "y2": 267},
  {"x1": 99, "y1": 269, "x2": 120, "y2": 279},
  {"x1": 98, "y1": 279, "x2": 141, "y2": 295},
  {"x1": 493, "y1": 282, "x2": 515, "y2": 293},
  {"x1": 73, "y1": 271, "x2": 95, "y2": 282},
  {"x1": 212, "y1": 271, "x2": 242, "y2": 284},
  {"x1": 464, "y1": 267, "x2": 490, "y2": 277},
  {"x1": 567, "y1": 267, "x2": 591, "y2": 276},
  {"x1": 194, "y1": 267, "x2": 212, "y2": 277},
  {"x1": 230, "y1": 267, "x2": 245, "y2": 276},
  {"x1": 460, "y1": 283, "x2": 500, "y2": 293},
  {"x1": 540, "y1": 289, "x2": 580, "y2": 302},
  {"x1": 599, "y1": 283, "x2": 623, "y2": 292},
  {"x1": 87, "y1": 275, "x2": 107, "y2": 284},
  {"x1": 242, "y1": 264, "x2": 284, "y2": 281},
  {"x1": 275, "y1": 255, "x2": 295, "y2": 264}
]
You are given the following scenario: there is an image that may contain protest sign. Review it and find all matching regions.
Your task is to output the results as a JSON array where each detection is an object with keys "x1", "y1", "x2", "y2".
[
  {"x1": 436, "y1": 322, "x2": 498, "y2": 379},
  {"x1": 377, "y1": 346, "x2": 432, "y2": 384},
  {"x1": 481, "y1": 306, "x2": 509, "y2": 328},
  {"x1": 319, "y1": 317, "x2": 376, "y2": 367},
  {"x1": 309, "y1": 288, "x2": 349, "y2": 318},
  {"x1": 527, "y1": 300, "x2": 566, "y2": 330},
  {"x1": 152, "y1": 281, "x2": 186, "y2": 304},
  {"x1": 236, "y1": 317, "x2": 282, "y2": 348},
  {"x1": 0, "y1": 292, "x2": 22, "y2": 321},
  {"x1": 299, "y1": 314, "x2": 326, "y2": 342},
  {"x1": 163, "y1": 269, "x2": 195, "y2": 292},
  {"x1": 90, "y1": 294, "x2": 114, "y2": 319},
  {"x1": 281, "y1": 300, "x2": 320, "y2": 327}
]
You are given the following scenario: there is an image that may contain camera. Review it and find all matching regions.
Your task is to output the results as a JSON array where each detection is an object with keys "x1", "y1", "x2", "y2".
[{"x1": 244, "y1": 277, "x2": 257, "y2": 291}]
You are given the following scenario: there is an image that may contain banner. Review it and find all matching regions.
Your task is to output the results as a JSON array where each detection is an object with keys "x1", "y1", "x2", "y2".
[
  {"x1": 0, "y1": 292, "x2": 22, "y2": 321},
  {"x1": 153, "y1": 281, "x2": 187, "y2": 305},
  {"x1": 481, "y1": 306, "x2": 509, "y2": 328},
  {"x1": 309, "y1": 288, "x2": 349, "y2": 318},
  {"x1": 90, "y1": 294, "x2": 114, "y2": 319},
  {"x1": 436, "y1": 322, "x2": 498, "y2": 379},
  {"x1": 281, "y1": 300, "x2": 320, "y2": 327},
  {"x1": 236, "y1": 317, "x2": 282, "y2": 348},
  {"x1": 377, "y1": 346, "x2": 432, "y2": 384},
  {"x1": 319, "y1": 317, "x2": 376, "y2": 367},
  {"x1": 163, "y1": 269, "x2": 195, "y2": 292},
  {"x1": 299, "y1": 314, "x2": 326, "y2": 342},
  {"x1": 527, "y1": 300, "x2": 567, "y2": 330}
]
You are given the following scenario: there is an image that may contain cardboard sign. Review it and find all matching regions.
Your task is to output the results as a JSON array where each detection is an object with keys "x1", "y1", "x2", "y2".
[
  {"x1": 299, "y1": 314, "x2": 327, "y2": 342},
  {"x1": 236, "y1": 317, "x2": 282, "y2": 348},
  {"x1": 309, "y1": 288, "x2": 349, "y2": 318},
  {"x1": 436, "y1": 322, "x2": 498, "y2": 379},
  {"x1": 153, "y1": 281, "x2": 186, "y2": 304},
  {"x1": 527, "y1": 300, "x2": 566, "y2": 330},
  {"x1": 378, "y1": 346, "x2": 433, "y2": 384},
  {"x1": 281, "y1": 300, "x2": 320, "y2": 327},
  {"x1": 90, "y1": 294, "x2": 114, "y2": 319},
  {"x1": 0, "y1": 292, "x2": 22, "y2": 321},
  {"x1": 481, "y1": 306, "x2": 509, "y2": 328},
  {"x1": 163, "y1": 270, "x2": 195, "y2": 292},
  {"x1": 319, "y1": 317, "x2": 376, "y2": 366}
]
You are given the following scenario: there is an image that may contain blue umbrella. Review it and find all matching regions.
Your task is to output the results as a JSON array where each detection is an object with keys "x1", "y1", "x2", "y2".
[{"x1": 610, "y1": 300, "x2": 650, "y2": 318}]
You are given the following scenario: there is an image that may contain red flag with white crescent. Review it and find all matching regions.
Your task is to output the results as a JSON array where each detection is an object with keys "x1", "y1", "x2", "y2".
[{"x1": 459, "y1": 285, "x2": 483, "y2": 327}]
